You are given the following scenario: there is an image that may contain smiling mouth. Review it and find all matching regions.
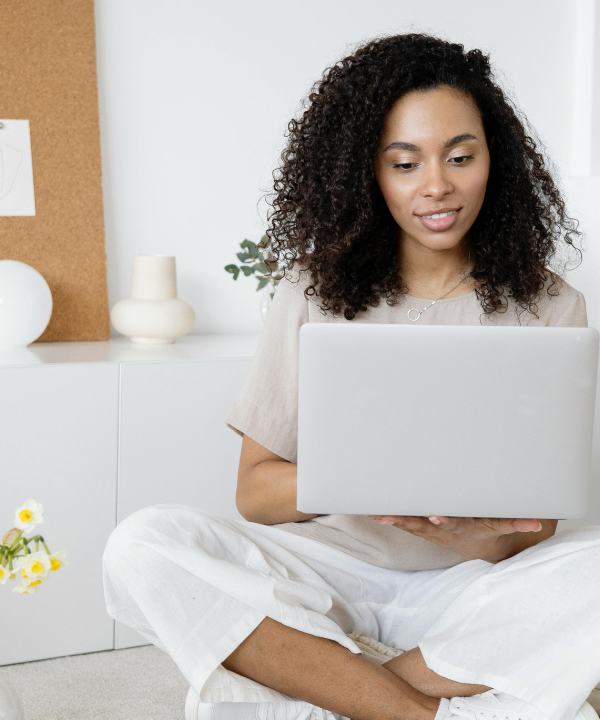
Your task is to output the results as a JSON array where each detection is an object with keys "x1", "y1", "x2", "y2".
[
  {"x1": 416, "y1": 208, "x2": 461, "y2": 232},
  {"x1": 419, "y1": 210, "x2": 459, "y2": 219}
]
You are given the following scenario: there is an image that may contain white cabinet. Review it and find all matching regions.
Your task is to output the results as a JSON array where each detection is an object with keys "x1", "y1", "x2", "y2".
[
  {"x1": 115, "y1": 358, "x2": 250, "y2": 649},
  {"x1": 0, "y1": 364, "x2": 118, "y2": 665},
  {"x1": 118, "y1": 360, "x2": 249, "y2": 523},
  {"x1": 0, "y1": 334, "x2": 260, "y2": 665}
]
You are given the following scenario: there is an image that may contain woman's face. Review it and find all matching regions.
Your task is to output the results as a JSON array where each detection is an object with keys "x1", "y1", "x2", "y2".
[{"x1": 375, "y1": 85, "x2": 491, "y2": 257}]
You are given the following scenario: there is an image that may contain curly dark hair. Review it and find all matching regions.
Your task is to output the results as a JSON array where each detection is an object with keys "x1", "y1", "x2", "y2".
[{"x1": 259, "y1": 32, "x2": 584, "y2": 322}]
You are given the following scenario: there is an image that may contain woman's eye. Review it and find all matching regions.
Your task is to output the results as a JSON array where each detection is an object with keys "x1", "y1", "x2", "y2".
[
  {"x1": 449, "y1": 155, "x2": 474, "y2": 164},
  {"x1": 392, "y1": 155, "x2": 474, "y2": 171}
]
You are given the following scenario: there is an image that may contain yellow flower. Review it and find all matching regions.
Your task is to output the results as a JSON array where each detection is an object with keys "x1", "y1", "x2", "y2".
[
  {"x1": 17, "y1": 551, "x2": 51, "y2": 579},
  {"x1": 0, "y1": 564, "x2": 16, "y2": 585},
  {"x1": 48, "y1": 550, "x2": 68, "y2": 572},
  {"x1": 13, "y1": 577, "x2": 45, "y2": 594},
  {"x1": 14, "y1": 499, "x2": 44, "y2": 533}
]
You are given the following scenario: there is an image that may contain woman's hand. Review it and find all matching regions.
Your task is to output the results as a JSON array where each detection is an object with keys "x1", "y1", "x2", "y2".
[{"x1": 365, "y1": 515, "x2": 553, "y2": 563}]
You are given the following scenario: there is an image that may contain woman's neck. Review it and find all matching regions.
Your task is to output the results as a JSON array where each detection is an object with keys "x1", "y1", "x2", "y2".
[
  {"x1": 404, "y1": 274, "x2": 480, "y2": 299},
  {"x1": 399, "y1": 234, "x2": 476, "y2": 299},
  {"x1": 400, "y1": 261, "x2": 478, "y2": 300}
]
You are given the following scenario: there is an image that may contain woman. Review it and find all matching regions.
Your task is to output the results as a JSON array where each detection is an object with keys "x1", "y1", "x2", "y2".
[{"x1": 102, "y1": 33, "x2": 600, "y2": 720}]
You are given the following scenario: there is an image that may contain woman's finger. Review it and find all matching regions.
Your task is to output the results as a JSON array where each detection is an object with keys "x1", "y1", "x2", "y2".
[
  {"x1": 372, "y1": 515, "x2": 543, "y2": 536},
  {"x1": 380, "y1": 516, "x2": 433, "y2": 532},
  {"x1": 428, "y1": 516, "x2": 471, "y2": 532},
  {"x1": 477, "y1": 518, "x2": 542, "y2": 534},
  {"x1": 428, "y1": 517, "x2": 524, "y2": 535},
  {"x1": 509, "y1": 518, "x2": 543, "y2": 532}
]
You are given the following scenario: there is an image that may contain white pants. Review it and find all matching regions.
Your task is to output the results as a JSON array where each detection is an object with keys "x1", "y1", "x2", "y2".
[{"x1": 102, "y1": 505, "x2": 600, "y2": 720}]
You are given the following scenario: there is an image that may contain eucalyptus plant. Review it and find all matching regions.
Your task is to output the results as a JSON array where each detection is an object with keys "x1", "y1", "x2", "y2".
[{"x1": 224, "y1": 235, "x2": 285, "y2": 301}]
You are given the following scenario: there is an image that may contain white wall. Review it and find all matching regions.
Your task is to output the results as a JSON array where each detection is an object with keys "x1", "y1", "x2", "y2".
[{"x1": 94, "y1": 0, "x2": 600, "y2": 335}]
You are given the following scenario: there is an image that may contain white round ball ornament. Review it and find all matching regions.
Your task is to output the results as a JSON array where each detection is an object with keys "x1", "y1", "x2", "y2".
[{"x1": 0, "y1": 260, "x2": 53, "y2": 347}]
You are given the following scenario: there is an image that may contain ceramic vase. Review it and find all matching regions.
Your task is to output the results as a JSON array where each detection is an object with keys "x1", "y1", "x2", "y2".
[
  {"x1": 110, "y1": 255, "x2": 195, "y2": 343},
  {"x1": 0, "y1": 260, "x2": 52, "y2": 347},
  {"x1": 0, "y1": 674, "x2": 25, "y2": 720}
]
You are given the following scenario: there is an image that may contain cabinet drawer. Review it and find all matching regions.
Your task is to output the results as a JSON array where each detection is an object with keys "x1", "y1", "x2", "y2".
[{"x1": 0, "y1": 364, "x2": 118, "y2": 665}]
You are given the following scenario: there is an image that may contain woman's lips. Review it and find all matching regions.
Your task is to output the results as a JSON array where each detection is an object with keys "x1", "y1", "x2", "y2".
[{"x1": 417, "y1": 208, "x2": 460, "y2": 231}]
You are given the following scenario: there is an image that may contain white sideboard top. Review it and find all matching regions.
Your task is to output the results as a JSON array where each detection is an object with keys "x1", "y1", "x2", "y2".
[{"x1": 0, "y1": 333, "x2": 262, "y2": 367}]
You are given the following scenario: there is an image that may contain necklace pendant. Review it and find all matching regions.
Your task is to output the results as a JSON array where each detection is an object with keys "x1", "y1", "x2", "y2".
[{"x1": 407, "y1": 307, "x2": 421, "y2": 321}]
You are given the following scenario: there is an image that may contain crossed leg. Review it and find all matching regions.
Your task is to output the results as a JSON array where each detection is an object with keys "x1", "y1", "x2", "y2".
[
  {"x1": 222, "y1": 616, "x2": 491, "y2": 720},
  {"x1": 382, "y1": 647, "x2": 491, "y2": 699}
]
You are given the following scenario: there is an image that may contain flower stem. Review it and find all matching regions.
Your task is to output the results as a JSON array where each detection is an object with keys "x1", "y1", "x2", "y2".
[{"x1": 40, "y1": 537, "x2": 51, "y2": 555}]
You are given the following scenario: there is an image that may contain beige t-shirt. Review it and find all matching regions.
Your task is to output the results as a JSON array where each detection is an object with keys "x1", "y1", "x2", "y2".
[{"x1": 225, "y1": 267, "x2": 588, "y2": 571}]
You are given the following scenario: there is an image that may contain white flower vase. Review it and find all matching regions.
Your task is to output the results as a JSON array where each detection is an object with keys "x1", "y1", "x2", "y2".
[
  {"x1": 260, "y1": 286, "x2": 274, "y2": 325},
  {"x1": 110, "y1": 255, "x2": 195, "y2": 343},
  {"x1": 0, "y1": 675, "x2": 25, "y2": 720}
]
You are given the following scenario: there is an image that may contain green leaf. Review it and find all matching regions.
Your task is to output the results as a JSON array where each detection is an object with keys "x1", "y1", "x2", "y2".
[
  {"x1": 255, "y1": 262, "x2": 269, "y2": 273},
  {"x1": 241, "y1": 265, "x2": 255, "y2": 276},
  {"x1": 236, "y1": 251, "x2": 255, "y2": 263},
  {"x1": 256, "y1": 278, "x2": 269, "y2": 291},
  {"x1": 224, "y1": 264, "x2": 240, "y2": 280},
  {"x1": 240, "y1": 239, "x2": 261, "y2": 260}
]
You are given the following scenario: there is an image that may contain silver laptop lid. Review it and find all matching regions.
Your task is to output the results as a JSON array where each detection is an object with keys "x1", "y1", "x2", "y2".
[{"x1": 297, "y1": 324, "x2": 599, "y2": 519}]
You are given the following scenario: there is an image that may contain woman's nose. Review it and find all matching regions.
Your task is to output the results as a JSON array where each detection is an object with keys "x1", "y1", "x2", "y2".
[{"x1": 419, "y1": 161, "x2": 454, "y2": 198}]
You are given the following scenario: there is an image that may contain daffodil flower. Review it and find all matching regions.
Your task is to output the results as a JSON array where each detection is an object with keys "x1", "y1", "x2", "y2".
[
  {"x1": 14, "y1": 499, "x2": 44, "y2": 533},
  {"x1": 2, "y1": 499, "x2": 65, "y2": 593},
  {"x1": 16, "y1": 551, "x2": 51, "y2": 579},
  {"x1": 13, "y1": 577, "x2": 45, "y2": 594},
  {"x1": 48, "y1": 550, "x2": 68, "y2": 572},
  {"x1": 0, "y1": 563, "x2": 16, "y2": 585}
]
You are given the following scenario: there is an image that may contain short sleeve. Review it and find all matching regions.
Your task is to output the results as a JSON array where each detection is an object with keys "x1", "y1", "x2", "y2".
[
  {"x1": 225, "y1": 268, "x2": 309, "y2": 464},
  {"x1": 550, "y1": 289, "x2": 588, "y2": 328}
]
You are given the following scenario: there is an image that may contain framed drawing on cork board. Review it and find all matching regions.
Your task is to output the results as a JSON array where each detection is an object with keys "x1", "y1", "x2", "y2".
[{"x1": 0, "y1": 0, "x2": 110, "y2": 342}]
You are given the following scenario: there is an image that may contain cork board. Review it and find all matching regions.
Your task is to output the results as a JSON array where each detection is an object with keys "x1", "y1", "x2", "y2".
[{"x1": 0, "y1": 0, "x2": 110, "y2": 341}]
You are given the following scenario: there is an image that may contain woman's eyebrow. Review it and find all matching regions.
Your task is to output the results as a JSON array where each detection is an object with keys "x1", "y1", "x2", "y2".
[{"x1": 383, "y1": 133, "x2": 478, "y2": 152}]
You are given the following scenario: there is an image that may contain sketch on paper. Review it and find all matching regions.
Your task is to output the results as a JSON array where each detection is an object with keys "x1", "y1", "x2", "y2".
[{"x1": 0, "y1": 119, "x2": 36, "y2": 216}]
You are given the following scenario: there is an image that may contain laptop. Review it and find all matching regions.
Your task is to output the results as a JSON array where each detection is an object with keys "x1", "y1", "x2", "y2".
[{"x1": 296, "y1": 324, "x2": 599, "y2": 519}]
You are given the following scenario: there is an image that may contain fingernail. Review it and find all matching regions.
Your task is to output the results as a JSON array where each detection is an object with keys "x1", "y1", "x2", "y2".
[
  {"x1": 380, "y1": 519, "x2": 394, "y2": 525},
  {"x1": 429, "y1": 517, "x2": 441, "y2": 525},
  {"x1": 535, "y1": 522, "x2": 542, "y2": 531}
]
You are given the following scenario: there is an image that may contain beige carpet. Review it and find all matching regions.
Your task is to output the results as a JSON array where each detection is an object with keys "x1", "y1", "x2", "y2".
[
  {"x1": 1, "y1": 644, "x2": 599, "y2": 720},
  {"x1": 0, "y1": 645, "x2": 189, "y2": 720}
]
